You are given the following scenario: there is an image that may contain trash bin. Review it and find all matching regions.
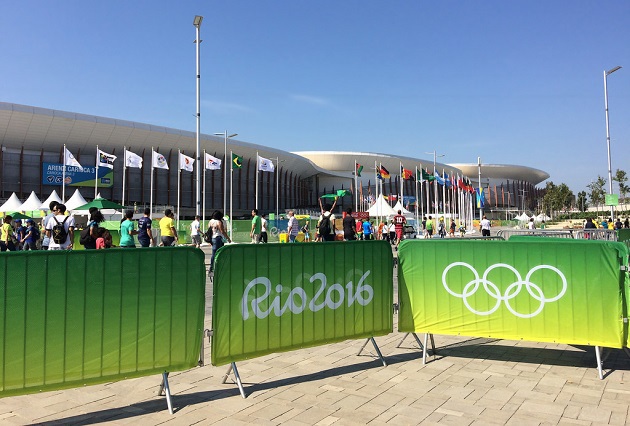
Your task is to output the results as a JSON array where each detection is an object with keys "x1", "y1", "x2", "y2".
[{"x1": 279, "y1": 233, "x2": 288, "y2": 243}]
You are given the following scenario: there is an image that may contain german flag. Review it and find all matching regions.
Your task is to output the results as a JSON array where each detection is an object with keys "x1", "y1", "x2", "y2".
[{"x1": 379, "y1": 165, "x2": 390, "y2": 179}]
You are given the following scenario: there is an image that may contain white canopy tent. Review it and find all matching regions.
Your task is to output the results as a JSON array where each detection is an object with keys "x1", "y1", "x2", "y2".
[
  {"x1": 0, "y1": 193, "x2": 24, "y2": 212},
  {"x1": 18, "y1": 191, "x2": 43, "y2": 211},
  {"x1": 516, "y1": 213, "x2": 530, "y2": 222},
  {"x1": 39, "y1": 190, "x2": 63, "y2": 210},
  {"x1": 65, "y1": 189, "x2": 88, "y2": 211},
  {"x1": 535, "y1": 213, "x2": 551, "y2": 223},
  {"x1": 367, "y1": 194, "x2": 396, "y2": 217},
  {"x1": 391, "y1": 201, "x2": 414, "y2": 218}
]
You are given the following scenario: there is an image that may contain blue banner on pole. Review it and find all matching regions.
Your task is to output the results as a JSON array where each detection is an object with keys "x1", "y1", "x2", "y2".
[{"x1": 42, "y1": 163, "x2": 114, "y2": 187}]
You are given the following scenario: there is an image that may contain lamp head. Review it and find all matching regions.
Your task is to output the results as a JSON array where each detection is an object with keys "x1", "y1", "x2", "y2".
[
  {"x1": 193, "y1": 15, "x2": 203, "y2": 27},
  {"x1": 606, "y1": 66, "x2": 622, "y2": 75}
]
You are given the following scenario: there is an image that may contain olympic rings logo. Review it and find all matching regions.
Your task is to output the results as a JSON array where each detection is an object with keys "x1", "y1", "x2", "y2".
[{"x1": 441, "y1": 262, "x2": 567, "y2": 318}]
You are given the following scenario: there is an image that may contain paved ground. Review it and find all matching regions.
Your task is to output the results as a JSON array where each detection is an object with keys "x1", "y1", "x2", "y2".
[{"x1": 2, "y1": 244, "x2": 630, "y2": 425}]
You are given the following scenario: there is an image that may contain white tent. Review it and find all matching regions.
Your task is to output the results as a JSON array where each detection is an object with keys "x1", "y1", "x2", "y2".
[
  {"x1": 18, "y1": 191, "x2": 43, "y2": 211},
  {"x1": 65, "y1": 189, "x2": 88, "y2": 210},
  {"x1": 367, "y1": 194, "x2": 396, "y2": 217},
  {"x1": 391, "y1": 201, "x2": 414, "y2": 218},
  {"x1": 0, "y1": 193, "x2": 24, "y2": 212},
  {"x1": 535, "y1": 213, "x2": 551, "y2": 223},
  {"x1": 39, "y1": 190, "x2": 63, "y2": 210},
  {"x1": 516, "y1": 213, "x2": 530, "y2": 221}
]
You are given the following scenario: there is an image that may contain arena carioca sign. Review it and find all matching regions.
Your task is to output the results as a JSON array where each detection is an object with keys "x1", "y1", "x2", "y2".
[{"x1": 42, "y1": 162, "x2": 114, "y2": 187}]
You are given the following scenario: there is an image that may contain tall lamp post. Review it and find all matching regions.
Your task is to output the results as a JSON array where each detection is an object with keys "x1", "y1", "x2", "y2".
[
  {"x1": 274, "y1": 157, "x2": 285, "y2": 220},
  {"x1": 604, "y1": 65, "x2": 622, "y2": 221},
  {"x1": 477, "y1": 157, "x2": 482, "y2": 221},
  {"x1": 193, "y1": 15, "x2": 203, "y2": 216},
  {"x1": 214, "y1": 131, "x2": 238, "y2": 214}
]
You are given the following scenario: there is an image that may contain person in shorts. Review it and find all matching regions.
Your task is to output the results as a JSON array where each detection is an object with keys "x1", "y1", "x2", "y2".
[{"x1": 137, "y1": 208, "x2": 155, "y2": 247}]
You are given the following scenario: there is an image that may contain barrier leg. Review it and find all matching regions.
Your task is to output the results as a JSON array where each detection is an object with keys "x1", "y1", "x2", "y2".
[
  {"x1": 357, "y1": 338, "x2": 371, "y2": 355},
  {"x1": 222, "y1": 362, "x2": 247, "y2": 398},
  {"x1": 595, "y1": 346, "x2": 603, "y2": 380},
  {"x1": 422, "y1": 333, "x2": 429, "y2": 365},
  {"x1": 162, "y1": 372, "x2": 174, "y2": 415},
  {"x1": 370, "y1": 337, "x2": 387, "y2": 367},
  {"x1": 624, "y1": 347, "x2": 630, "y2": 359},
  {"x1": 429, "y1": 333, "x2": 436, "y2": 357},
  {"x1": 221, "y1": 363, "x2": 233, "y2": 384}
]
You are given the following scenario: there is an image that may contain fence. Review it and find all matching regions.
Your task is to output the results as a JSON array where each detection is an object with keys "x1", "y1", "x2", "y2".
[{"x1": 497, "y1": 228, "x2": 619, "y2": 241}]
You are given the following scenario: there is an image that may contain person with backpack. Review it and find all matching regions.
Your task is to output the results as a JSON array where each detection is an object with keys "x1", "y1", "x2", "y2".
[
  {"x1": 41, "y1": 200, "x2": 60, "y2": 250},
  {"x1": 14, "y1": 219, "x2": 26, "y2": 250},
  {"x1": 208, "y1": 210, "x2": 231, "y2": 273},
  {"x1": 0, "y1": 215, "x2": 16, "y2": 251},
  {"x1": 45, "y1": 203, "x2": 75, "y2": 250},
  {"x1": 80, "y1": 208, "x2": 104, "y2": 249},
  {"x1": 23, "y1": 219, "x2": 40, "y2": 250},
  {"x1": 317, "y1": 203, "x2": 336, "y2": 242}
]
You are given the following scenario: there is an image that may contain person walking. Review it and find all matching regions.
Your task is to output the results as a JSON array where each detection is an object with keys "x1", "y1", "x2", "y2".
[
  {"x1": 287, "y1": 210, "x2": 300, "y2": 242},
  {"x1": 208, "y1": 210, "x2": 231, "y2": 273},
  {"x1": 0, "y1": 216, "x2": 16, "y2": 251},
  {"x1": 119, "y1": 210, "x2": 138, "y2": 248},
  {"x1": 480, "y1": 215, "x2": 491, "y2": 237},
  {"x1": 137, "y1": 208, "x2": 155, "y2": 247},
  {"x1": 250, "y1": 209, "x2": 262, "y2": 243},
  {"x1": 393, "y1": 210, "x2": 406, "y2": 245},
  {"x1": 45, "y1": 204, "x2": 75, "y2": 250},
  {"x1": 23, "y1": 219, "x2": 40, "y2": 250},
  {"x1": 342, "y1": 207, "x2": 356, "y2": 241},
  {"x1": 41, "y1": 201, "x2": 59, "y2": 250},
  {"x1": 362, "y1": 218, "x2": 373, "y2": 240},
  {"x1": 190, "y1": 215, "x2": 201, "y2": 248},
  {"x1": 426, "y1": 216, "x2": 434, "y2": 238},
  {"x1": 317, "y1": 203, "x2": 336, "y2": 242},
  {"x1": 14, "y1": 219, "x2": 26, "y2": 250},
  {"x1": 82, "y1": 208, "x2": 104, "y2": 249},
  {"x1": 159, "y1": 209, "x2": 178, "y2": 246},
  {"x1": 260, "y1": 214, "x2": 268, "y2": 243}
]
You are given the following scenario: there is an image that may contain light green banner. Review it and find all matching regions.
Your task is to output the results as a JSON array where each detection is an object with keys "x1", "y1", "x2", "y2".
[
  {"x1": 0, "y1": 247, "x2": 206, "y2": 397},
  {"x1": 211, "y1": 241, "x2": 393, "y2": 366},
  {"x1": 398, "y1": 239, "x2": 629, "y2": 348}
]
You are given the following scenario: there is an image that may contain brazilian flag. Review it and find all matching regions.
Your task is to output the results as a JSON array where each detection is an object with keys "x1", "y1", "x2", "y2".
[{"x1": 232, "y1": 153, "x2": 243, "y2": 169}]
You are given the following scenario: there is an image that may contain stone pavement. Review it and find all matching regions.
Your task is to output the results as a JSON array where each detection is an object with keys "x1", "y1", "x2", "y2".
[{"x1": 1, "y1": 246, "x2": 629, "y2": 425}]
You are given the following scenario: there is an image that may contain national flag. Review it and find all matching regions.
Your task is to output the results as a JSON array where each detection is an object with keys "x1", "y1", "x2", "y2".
[
  {"x1": 125, "y1": 150, "x2": 143, "y2": 168},
  {"x1": 179, "y1": 152, "x2": 194, "y2": 172},
  {"x1": 355, "y1": 163, "x2": 363, "y2": 177},
  {"x1": 476, "y1": 188, "x2": 485, "y2": 208},
  {"x1": 434, "y1": 171, "x2": 445, "y2": 185},
  {"x1": 443, "y1": 172, "x2": 452, "y2": 187},
  {"x1": 232, "y1": 153, "x2": 243, "y2": 169},
  {"x1": 96, "y1": 149, "x2": 116, "y2": 169},
  {"x1": 420, "y1": 168, "x2": 435, "y2": 182},
  {"x1": 336, "y1": 189, "x2": 352, "y2": 197},
  {"x1": 258, "y1": 155, "x2": 275, "y2": 172},
  {"x1": 64, "y1": 147, "x2": 83, "y2": 169},
  {"x1": 379, "y1": 165, "x2": 390, "y2": 179},
  {"x1": 401, "y1": 167, "x2": 413, "y2": 180},
  {"x1": 205, "y1": 153, "x2": 221, "y2": 170},
  {"x1": 152, "y1": 150, "x2": 169, "y2": 170}
]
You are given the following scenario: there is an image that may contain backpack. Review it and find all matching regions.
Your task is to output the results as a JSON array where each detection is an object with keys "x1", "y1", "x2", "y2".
[
  {"x1": 319, "y1": 214, "x2": 331, "y2": 235},
  {"x1": 203, "y1": 227, "x2": 213, "y2": 243},
  {"x1": 31, "y1": 226, "x2": 41, "y2": 241},
  {"x1": 79, "y1": 226, "x2": 94, "y2": 246},
  {"x1": 52, "y1": 216, "x2": 69, "y2": 244}
]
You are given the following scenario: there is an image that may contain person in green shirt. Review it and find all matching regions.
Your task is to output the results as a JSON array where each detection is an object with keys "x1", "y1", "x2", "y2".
[
  {"x1": 119, "y1": 210, "x2": 138, "y2": 248},
  {"x1": 250, "y1": 209, "x2": 262, "y2": 243}
]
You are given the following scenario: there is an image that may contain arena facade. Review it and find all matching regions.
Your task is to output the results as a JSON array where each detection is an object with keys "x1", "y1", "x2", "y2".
[{"x1": 0, "y1": 102, "x2": 548, "y2": 218}]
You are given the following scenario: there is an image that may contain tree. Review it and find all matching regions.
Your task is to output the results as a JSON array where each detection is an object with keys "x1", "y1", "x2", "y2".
[
  {"x1": 613, "y1": 169, "x2": 629, "y2": 209},
  {"x1": 587, "y1": 176, "x2": 607, "y2": 215},
  {"x1": 542, "y1": 182, "x2": 574, "y2": 219},
  {"x1": 577, "y1": 191, "x2": 588, "y2": 212}
]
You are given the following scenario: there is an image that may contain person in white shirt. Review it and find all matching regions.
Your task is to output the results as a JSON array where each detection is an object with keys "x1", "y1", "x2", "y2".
[
  {"x1": 45, "y1": 203, "x2": 75, "y2": 250},
  {"x1": 480, "y1": 215, "x2": 491, "y2": 237},
  {"x1": 260, "y1": 215, "x2": 268, "y2": 243},
  {"x1": 287, "y1": 210, "x2": 299, "y2": 242},
  {"x1": 190, "y1": 215, "x2": 201, "y2": 248}
]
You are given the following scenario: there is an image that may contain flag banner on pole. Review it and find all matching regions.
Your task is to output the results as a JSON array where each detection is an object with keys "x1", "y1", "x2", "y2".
[
  {"x1": 152, "y1": 150, "x2": 169, "y2": 170},
  {"x1": 232, "y1": 153, "x2": 243, "y2": 169},
  {"x1": 125, "y1": 150, "x2": 143, "y2": 168},
  {"x1": 257, "y1": 156, "x2": 275, "y2": 172},
  {"x1": 434, "y1": 171, "x2": 445, "y2": 186},
  {"x1": 420, "y1": 168, "x2": 435, "y2": 181},
  {"x1": 179, "y1": 152, "x2": 195, "y2": 172},
  {"x1": 401, "y1": 167, "x2": 413, "y2": 180},
  {"x1": 379, "y1": 165, "x2": 390, "y2": 179},
  {"x1": 96, "y1": 149, "x2": 116, "y2": 169},
  {"x1": 205, "y1": 153, "x2": 221, "y2": 170},
  {"x1": 476, "y1": 188, "x2": 485, "y2": 208},
  {"x1": 356, "y1": 163, "x2": 363, "y2": 177},
  {"x1": 64, "y1": 147, "x2": 83, "y2": 169}
]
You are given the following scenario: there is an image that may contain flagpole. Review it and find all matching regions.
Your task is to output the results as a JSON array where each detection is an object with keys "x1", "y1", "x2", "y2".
[
  {"x1": 94, "y1": 145, "x2": 99, "y2": 199},
  {"x1": 177, "y1": 150, "x2": 181, "y2": 229},
  {"x1": 229, "y1": 150, "x2": 233, "y2": 239},
  {"x1": 150, "y1": 147, "x2": 154, "y2": 217},
  {"x1": 399, "y1": 162, "x2": 403, "y2": 208},
  {"x1": 354, "y1": 161, "x2": 358, "y2": 212},
  {"x1": 415, "y1": 166, "x2": 419, "y2": 237},
  {"x1": 122, "y1": 147, "x2": 127, "y2": 212},
  {"x1": 62, "y1": 144, "x2": 66, "y2": 202},
  {"x1": 202, "y1": 149, "x2": 206, "y2": 230},
  {"x1": 255, "y1": 152, "x2": 259, "y2": 210}
]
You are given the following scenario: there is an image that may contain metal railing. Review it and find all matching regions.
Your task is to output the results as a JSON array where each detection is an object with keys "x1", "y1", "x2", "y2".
[{"x1": 496, "y1": 228, "x2": 619, "y2": 241}]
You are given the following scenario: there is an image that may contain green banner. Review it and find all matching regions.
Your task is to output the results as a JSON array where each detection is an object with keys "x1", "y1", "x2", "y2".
[
  {"x1": 211, "y1": 241, "x2": 393, "y2": 366},
  {"x1": 398, "y1": 239, "x2": 629, "y2": 348},
  {"x1": 0, "y1": 247, "x2": 206, "y2": 397}
]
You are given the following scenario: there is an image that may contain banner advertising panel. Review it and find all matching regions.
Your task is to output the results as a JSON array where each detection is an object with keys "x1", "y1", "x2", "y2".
[
  {"x1": 398, "y1": 239, "x2": 628, "y2": 348},
  {"x1": 211, "y1": 241, "x2": 393, "y2": 366},
  {"x1": 0, "y1": 247, "x2": 205, "y2": 397},
  {"x1": 42, "y1": 162, "x2": 114, "y2": 187}
]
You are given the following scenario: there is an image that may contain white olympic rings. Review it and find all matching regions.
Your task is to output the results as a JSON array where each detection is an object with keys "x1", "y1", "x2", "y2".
[{"x1": 441, "y1": 262, "x2": 567, "y2": 318}]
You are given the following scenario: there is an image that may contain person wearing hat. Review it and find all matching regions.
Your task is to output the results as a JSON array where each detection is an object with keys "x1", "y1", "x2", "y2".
[
  {"x1": 23, "y1": 218, "x2": 40, "y2": 251},
  {"x1": 14, "y1": 219, "x2": 26, "y2": 250}
]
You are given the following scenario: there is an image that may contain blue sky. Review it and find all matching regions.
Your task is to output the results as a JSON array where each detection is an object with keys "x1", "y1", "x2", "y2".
[{"x1": 2, "y1": 1, "x2": 629, "y2": 194}]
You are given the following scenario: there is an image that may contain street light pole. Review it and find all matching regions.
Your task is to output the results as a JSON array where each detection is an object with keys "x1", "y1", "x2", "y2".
[
  {"x1": 604, "y1": 66, "x2": 622, "y2": 221},
  {"x1": 477, "y1": 157, "x2": 482, "y2": 221},
  {"x1": 193, "y1": 15, "x2": 203, "y2": 216},
  {"x1": 425, "y1": 150, "x2": 444, "y2": 218},
  {"x1": 214, "y1": 131, "x2": 238, "y2": 214}
]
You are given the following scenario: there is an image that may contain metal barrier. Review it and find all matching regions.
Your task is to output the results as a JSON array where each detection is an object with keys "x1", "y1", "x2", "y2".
[
  {"x1": 574, "y1": 229, "x2": 618, "y2": 241},
  {"x1": 496, "y1": 229, "x2": 576, "y2": 240}
]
